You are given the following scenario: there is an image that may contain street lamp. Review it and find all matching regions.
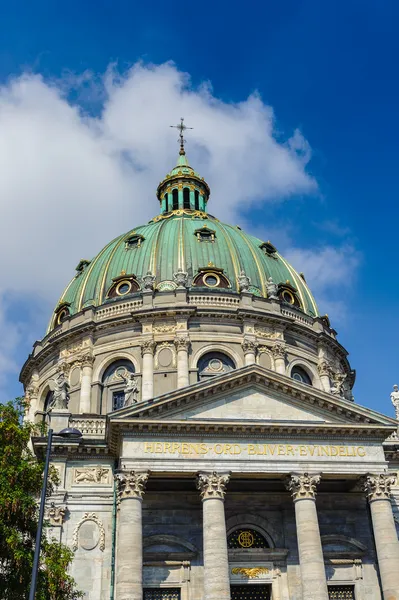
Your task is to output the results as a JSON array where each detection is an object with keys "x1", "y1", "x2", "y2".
[{"x1": 29, "y1": 427, "x2": 82, "y2": 600}]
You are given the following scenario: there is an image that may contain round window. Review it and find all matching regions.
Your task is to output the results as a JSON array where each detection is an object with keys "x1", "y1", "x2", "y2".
[
  {"x1": 116, "y1": 281, "x2": 132, "y2": 296},
  {"x1": 208, "y1": 358, "x2": 223, "y2": 372},
  {"x1": 203, "y1": 273, "x2": 220, "y2": 288},
  {"x1": 56, "y1": 308, "x2": 69, "y2": 325},
  {"x1": 282, "y1": 290, "x2": 295, "y2": 304}
]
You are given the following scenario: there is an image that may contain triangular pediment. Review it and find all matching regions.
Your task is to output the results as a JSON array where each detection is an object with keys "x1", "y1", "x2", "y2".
[{"x1": 110, "y1": 365, "x2": 396, "y2": 430}]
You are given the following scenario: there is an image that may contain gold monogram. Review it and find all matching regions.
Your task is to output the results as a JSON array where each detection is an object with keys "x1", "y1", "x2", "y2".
[{"x1": 237, "y1": 530, "x2": 254, "y2": 548}]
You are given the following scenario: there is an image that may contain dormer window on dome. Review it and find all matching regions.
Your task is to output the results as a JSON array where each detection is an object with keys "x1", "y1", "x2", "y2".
[
  {"x1": 194, "y1": 226, "x2": 216, "y2": 242},
  {"x1": 193, "y1": 265, "x2": 230, "y2": 289},
  {"x1": 125, "y1": 233, "x2": 145, "y2": 249},
  {"x1": 260, "y1": 241, "x2": 278, "y2": 257},
  {"x1": 53, "y1": 302, "x2": 71, "y2": 327},
  {"x1": 75, "y1": 259, "x2": 91, "y2": 275},
  {"x1": 278, "y1": 281, "x2": 301, "y2": 308},
  {"x1": 107, "y1": 273, "x2": 140, "y2": 298}
]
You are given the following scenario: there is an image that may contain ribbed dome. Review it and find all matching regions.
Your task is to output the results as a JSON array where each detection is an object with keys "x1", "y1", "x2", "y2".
[{"x1": 52, "y1": 210, "x2": 319, "y2": 327}]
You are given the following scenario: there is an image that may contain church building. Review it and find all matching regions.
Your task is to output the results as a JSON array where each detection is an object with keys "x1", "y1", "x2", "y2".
[{"x1": 22, "y1": 122, "x2": 399, "y2": 600}]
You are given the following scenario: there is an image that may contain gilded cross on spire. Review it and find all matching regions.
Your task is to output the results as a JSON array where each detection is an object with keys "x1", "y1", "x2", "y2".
[{"x1": 170, "y1": 117, "x2": 193, "y2": 155}]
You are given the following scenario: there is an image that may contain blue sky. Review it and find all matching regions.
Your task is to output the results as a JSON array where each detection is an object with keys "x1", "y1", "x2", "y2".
[{"x1": 0, "y1": 0, "x2": 398, "y2": 416}]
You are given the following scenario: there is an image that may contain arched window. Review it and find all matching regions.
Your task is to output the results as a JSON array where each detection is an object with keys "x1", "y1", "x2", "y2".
[
  {"x1": 197, "y1": 352, "x2": 235, "y2": 381},
  {"x1": 227, "y1": 528, "x2": 269, "y2": 549},
  {"x1": 43, "y1": 390, "x2": 53, "y2": 412},
  {"x1": 164, "y1": 193, "x2": 169, "y2": 211},
  {"x1": 183, "y1": 187, "x2": 190, "y2": 209},
  {"x1": 172, "y1": 189, "x2": 179, "y2": 210},
  {"x1": 194, "y1": 190, "x2": 200, "y2": 210},
  {"x1": 101, "y1": 359, "x2": 135, "y2": 412},
  {"x1": 291, "y1": 365, "x2": 312, "y2": 386}
]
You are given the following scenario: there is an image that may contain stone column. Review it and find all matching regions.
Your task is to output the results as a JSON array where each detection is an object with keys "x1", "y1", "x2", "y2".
[
  {"x1": 115, "y1": 470, "x2": 149, "y2": 600},
  {"x1": 363, "y1": 473, "x2": 399, "y2": 600},
  {"x1": 242, "y1": 338, "x2": 257, "y2": 366},
  {"x1": 272, "y1": 341, "x2": 286, "y2": 375},
  {"x1": 317, "y1": 360, "x2": 332, "y2": 394},
  {"x1": 141, "y1": 340, "x2": 155, "y2": 401},
  {"x1": 79, "y1": 355, "x2": 94, "y2": 413},
  {"x1": 285, "y1": 473, "x2": 329, "y2": 600},
  {"x1": 174, "y1": 337, "x2": 190, "y2": 388},
  {"x1": 197, "y1": 472, "x2": 231, "y2": 600}
]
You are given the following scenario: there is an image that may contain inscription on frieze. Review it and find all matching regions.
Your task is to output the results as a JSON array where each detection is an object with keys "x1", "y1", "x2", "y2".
[
  {"x1": 123, "y1": 437, "x2": 384, "y2": 463},
  {"x1": 142, "y1": 441, "x2": 367, "y2": 459}
]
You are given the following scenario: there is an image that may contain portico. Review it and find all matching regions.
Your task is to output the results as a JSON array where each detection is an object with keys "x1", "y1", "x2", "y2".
[{"x1": 108, "y1": 365, "x2": 399, "y2": 600}]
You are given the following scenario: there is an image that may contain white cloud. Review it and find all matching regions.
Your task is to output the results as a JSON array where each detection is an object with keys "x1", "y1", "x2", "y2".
[
  {"x1": 0, "y1": 61, "x2": 316, "y2": 300},
  {"x1": 284, "y1": 245, "x2": 360, "y2": 321},
  {"x1": 0, "y1": 61, "x2": 319, "y2": 398}
]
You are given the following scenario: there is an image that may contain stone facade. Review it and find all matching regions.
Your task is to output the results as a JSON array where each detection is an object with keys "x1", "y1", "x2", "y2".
[{"x1": 23, "y1": 150, "x2": 399, "y2": 600}]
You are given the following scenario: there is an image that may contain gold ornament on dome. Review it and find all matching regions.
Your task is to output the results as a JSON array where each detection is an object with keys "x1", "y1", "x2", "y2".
[
  {"x1": 237, "y1": 530, "x2": 255, "y2": 548},
  {"x1": 231, "y1": 567, "x2": 269, "y2": 579}
]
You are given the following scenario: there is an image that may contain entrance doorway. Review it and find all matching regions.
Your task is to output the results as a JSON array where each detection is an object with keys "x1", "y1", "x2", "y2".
[{"x1": 230, "y1": 585, "x2": 271, "y2": 600}]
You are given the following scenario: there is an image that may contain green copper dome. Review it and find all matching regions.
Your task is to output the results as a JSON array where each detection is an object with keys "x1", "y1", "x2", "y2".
[{"x1": 51, "y1": 147, "x2": 319, "y2": 328}]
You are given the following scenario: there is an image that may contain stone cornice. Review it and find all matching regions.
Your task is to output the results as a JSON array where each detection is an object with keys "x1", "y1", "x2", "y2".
[
  {"x1": 31, "y1": 436, "x2": 114, "y2": 460},
  {"x1": 110, "y1": 364, "x2": 396, "y2": 428}
]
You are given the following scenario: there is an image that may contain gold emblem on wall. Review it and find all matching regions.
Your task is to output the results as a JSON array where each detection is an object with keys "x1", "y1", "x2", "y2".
[
  {"x1": 231, "y1": 567, "x2": 269, "y2": 579},
  {"x1": 237, "y1": 530, "x2": 255, "y2": 548}
]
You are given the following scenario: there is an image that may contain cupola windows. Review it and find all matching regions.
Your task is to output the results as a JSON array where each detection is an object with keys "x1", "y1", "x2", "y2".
[
  {"x1": 278, "y1": 282, "x2": 301, "y2": 308},
  {"x1": 53, "y1": 302, "x2": 71, "y2": 327},
  {"x1": 172, "y1": 189, "x2": 179, "y2": 210},
  {"x1": 194, "y1": 226, "x2": 216, "y2": 243},
  {"x1": 107, "y1": 273, "x2": 140, "y2": 299},
  {"x1": 193, "y1": 266, "x2": 230, "y2": 288},
  {"x1": 125, "y1": 234, "x2": 145, "y2": 249},
  {"x1": 260, "y1": 241, "x2": 278, "y2": 258},
  {"x1": 183, "y1": 187, "x2": 190, "y2": 209},
  {"x1": 75, "y1": 259, "x2": 91, "y2": 275},
  {"x1": 194, "y1": 190, "x2": 200, "y2": 210}
]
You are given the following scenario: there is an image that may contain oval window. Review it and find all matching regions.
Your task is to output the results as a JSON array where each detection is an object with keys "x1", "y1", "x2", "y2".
[
  {"x1": 116, "y1": 281, "x2": 132, "y2": 296},
  {"x1": 203, "y1": 273, "x2": 219, "y2": 287}
]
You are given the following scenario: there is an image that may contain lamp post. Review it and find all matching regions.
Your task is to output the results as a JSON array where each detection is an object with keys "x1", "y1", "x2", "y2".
[{"x1": 29, "y1": 427, "x2": 82, "y2": 600}]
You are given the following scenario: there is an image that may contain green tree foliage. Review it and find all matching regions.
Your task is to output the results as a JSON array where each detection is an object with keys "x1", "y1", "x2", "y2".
[{"x1": 0, "y1": 398, "x2": 82, "y2": 600}]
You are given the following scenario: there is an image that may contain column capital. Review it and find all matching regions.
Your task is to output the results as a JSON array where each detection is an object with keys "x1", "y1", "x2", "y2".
[
  {"x1": 285, "y1": 472, "x2": 321, "y2": 501},
  {"x1": 362, "y1": 472, "x2": 397, "y2": 502},
  {"x1": 115, "y1": 470, "x2": 149, "y2": 501},
  {"x1": 271, "y1": 341, "x2": 286, "y2": 359},
  {"x1": 241, "y1": 337, "x2": 258, "y2": 355},
  {"x1": 197, "y1": 471, "x2": 230, "y2": 500},
  {"x1": 141, "y1": 339, "x2": 156, "y2": 356},
  {"x1": 174, "y1": 336, "x2": 190, "y2": 351}
]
